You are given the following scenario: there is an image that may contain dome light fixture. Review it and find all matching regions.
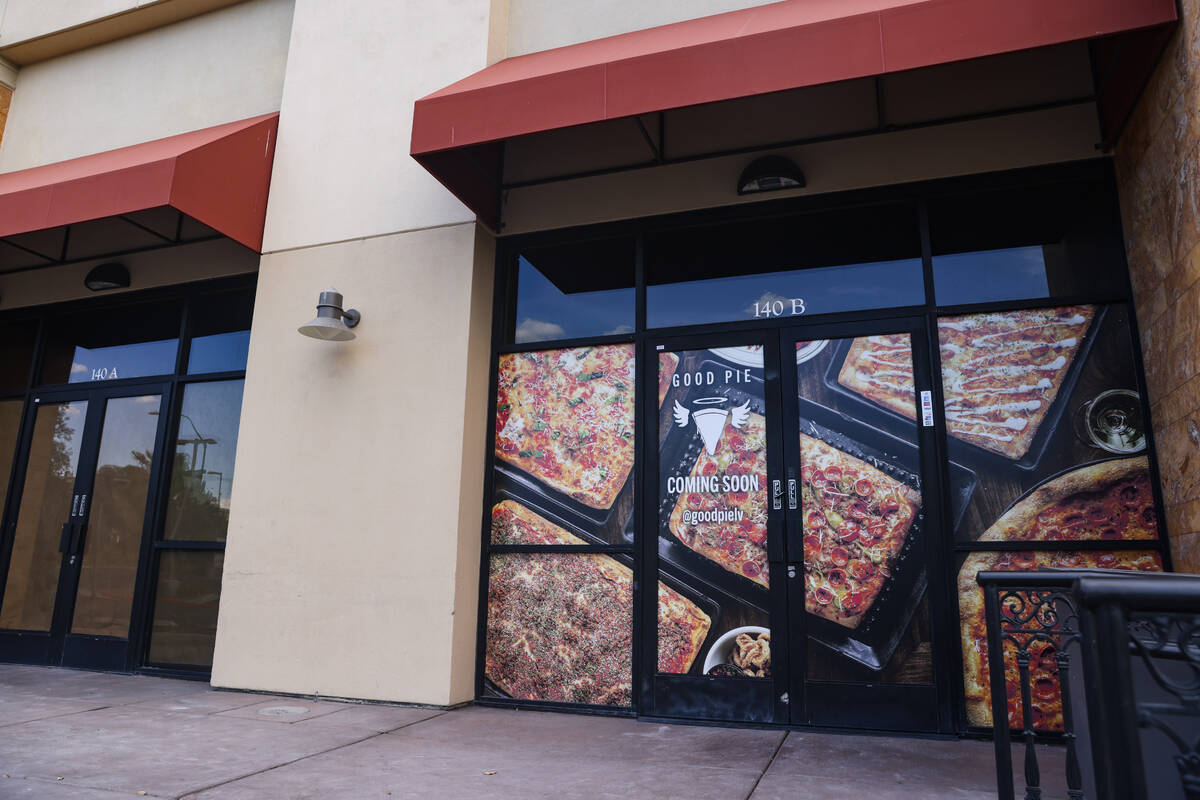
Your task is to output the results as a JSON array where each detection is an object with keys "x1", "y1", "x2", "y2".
[
  {"x1": 737, "y1": 155, "x2": 806, "y2": 195},
  {"x1": 298, "y1": 288, "x2": 361, "y2": 342},
  {"x1": 84, "y1": 262, "x2": 131, "y2": 291}
]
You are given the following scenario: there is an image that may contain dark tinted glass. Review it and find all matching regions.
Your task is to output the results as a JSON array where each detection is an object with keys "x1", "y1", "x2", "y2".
[
  {"x1": 646, "y1": 203, "x2": 924, "y2": 328},
  {"x1": 187, "y1": 290, "x2": 253, "y2": 374},
  {"x1": 512, "y1": 238, "x2": 635, "y2": 344},
  {"x1": 0, "y1": 320, "x2": 37, "y2": 392},
  {"x1": 930, "y1": 179, "x2": 1127, "y2": 306},
  {"x1": 41, "y1": 301, "x2": 181, "y2": 385},
  {"x1": 147, "y1": 550, "x2": 223, "y2": 667}
]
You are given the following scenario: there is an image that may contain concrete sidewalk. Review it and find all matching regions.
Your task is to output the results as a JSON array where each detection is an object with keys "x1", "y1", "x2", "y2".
[{"x1": 0, "y1": 665, "x2": 1005, "y2": 799}]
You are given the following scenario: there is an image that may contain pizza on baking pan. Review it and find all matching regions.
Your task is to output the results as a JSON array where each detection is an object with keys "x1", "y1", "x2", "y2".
[
  {"x1": 957, "y1": 549, "x2": 1163, "y2": 729},
  {"x1": 658, "y1": 352, "x2": 679, "y2": 407},
  {"x1": 495, "y1": 344, "x2": 635, "y2": 509},
  {"x1": 487, "y1": 501, "x2": 711, "y2": 701},
  {"x1": 837, "y1": 307, "x2": 1096, "y2": 459},
  {"x1": 667, "y1": 412, "x2": 770, "y2": 587},
  {"x1": 800, "y1": 434, "x2": 922, "y2": 629},
  {"x1": 977, "y1": 457, "x2": 1158, "y2": 543}
]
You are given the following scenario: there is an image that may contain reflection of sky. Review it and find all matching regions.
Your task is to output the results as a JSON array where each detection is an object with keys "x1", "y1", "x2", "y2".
[
  {"x1": 69, "y1": 340, "x2": 177, "y2": 383},
  {"x1": 175, "y1": 380, "x2": 243, "y2": 507},
  {"x1": 647, "y1": 259, "x2": 924, "y2": 328},
  {"x1": 514, "y1": 257, "x2": 634, "y2": 343},
  {"x1": 932, "y1": 246, "x2": 1049, "y2": 306},
  {"x1": 188, "y1": 331, "x2": 250, "y2": 374},
  {"x1": 96, "y1": 395, "x2": 162, "y2": 470}
]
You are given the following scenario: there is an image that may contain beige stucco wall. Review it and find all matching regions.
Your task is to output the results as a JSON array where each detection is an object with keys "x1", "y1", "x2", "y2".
[
  {"x1": 211, "y1": 223, "x2": 492, "y2": 705},
  {"x1": 1114, "y1": 0, "x2": 1200, "y2": 572},
  {"x1": 212, "y1": 0, "x2": 504, "y2": 705},
  {"x1": 0, "y1": 238, "x2": 258, "y2": 310},
  {"x1": 504, "y1": 0, "x2": 777, "y2": 57},
  {"x1": 0, "y1": 0, "x2": 292, "y2": 171}
]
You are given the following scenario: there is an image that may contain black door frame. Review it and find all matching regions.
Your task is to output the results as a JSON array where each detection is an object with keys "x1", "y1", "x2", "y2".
[
  {"x1": 641, "y1": 328, "x2": 790, "y2": 726},
  {"x1": 478, "y1": 159, "x2": 1174, "y2": 737},
  {"x1": 0, "y1": 381, "x2": 173, "y2": 671},
  {"x1": 0, "y1": 274, "x2": 255, "y2": 677}
]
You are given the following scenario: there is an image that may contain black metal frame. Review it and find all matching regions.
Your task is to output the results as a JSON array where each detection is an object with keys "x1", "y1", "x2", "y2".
[
  {"x1": 0, "y1": 274, "x2": 254, "y2": 677},
  {"x1": 476, "y1": 157, "x2": 1174, "y2": 735}
]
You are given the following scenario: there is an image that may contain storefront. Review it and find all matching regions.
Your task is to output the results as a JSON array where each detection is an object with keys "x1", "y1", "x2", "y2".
[
  {"x1": 407, "y1": 0, "x2": 1183, "y2": 734},
  {"x1": 0, "y1": 0, "x2": 1195, "y2": 742},
  {"x1": 467, "y1": 162, "x2": 1170, "y2": 734}
]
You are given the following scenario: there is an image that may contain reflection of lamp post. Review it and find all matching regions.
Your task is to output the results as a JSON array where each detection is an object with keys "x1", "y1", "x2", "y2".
[{"x1": 149, "y1": 411, "x2": 218, "y2": 475}]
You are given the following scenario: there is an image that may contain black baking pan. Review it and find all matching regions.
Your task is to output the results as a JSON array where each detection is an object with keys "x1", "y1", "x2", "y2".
[
  {"x1": 821, "y1": 306, "x2": 1107, "y2": 474},
  {"x1": 656, "y1": 369, "x2": 772, "y2": 606},
  {"x1": 795, "y1": 397, "x2": 955, "y2": 671},
  {"x1": 493, "y1": 468, "x2": 631, "y2": 546},
  {"x1": 493, "y1": 458, "x2": 630, "y2": 540}
]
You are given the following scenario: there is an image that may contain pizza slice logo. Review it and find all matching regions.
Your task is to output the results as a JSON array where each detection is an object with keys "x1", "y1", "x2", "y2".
[{"x1": 673, "y1": 397, "x2": 751, "y2": 455}]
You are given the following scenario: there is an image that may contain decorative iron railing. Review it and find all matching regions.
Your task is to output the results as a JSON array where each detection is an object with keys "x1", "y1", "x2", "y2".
[{"x1": 978, "y1": 569, "x2": 1200, "y2": 800}]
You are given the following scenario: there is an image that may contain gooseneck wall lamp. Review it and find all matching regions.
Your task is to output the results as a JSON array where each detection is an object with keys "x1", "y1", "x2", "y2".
[{"x1": 298, "y1": 288, "x2": 361, "y2": 341}]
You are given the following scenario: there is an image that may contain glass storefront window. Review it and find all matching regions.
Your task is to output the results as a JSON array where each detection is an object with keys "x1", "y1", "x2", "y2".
[
  {"x1": 147, "y1": 550, "x2": 224, "y2": 667},
  {"x1": 0, "y1": 320, "x2": 37, "y2": 392},
  {"x1": 956, "y1": 549, "x2": 1163, "y2": 731},
  {"x1": 512, "y1": 239, "x2": 634, "y2": 344},
  {"x1": 162, "y1": 380, "x2": 244, "y2": 541},
  {"x1": 646, "y1": 203, "x2": 924, "y2": 328},
  {"x1": 187, "y1": 290, "x2": 253, "y2": 374},
  {"x1": 930, "y1": 180, "x2": 1128, "y2": 306},
  {"x1": 42, "y1": 301, "x2": 181, "y2": 385}
]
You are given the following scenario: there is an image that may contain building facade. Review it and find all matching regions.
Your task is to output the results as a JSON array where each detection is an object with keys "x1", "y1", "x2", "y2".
[{"x1": 0, "y1": 0, "x2": 1194, "y2": 736}]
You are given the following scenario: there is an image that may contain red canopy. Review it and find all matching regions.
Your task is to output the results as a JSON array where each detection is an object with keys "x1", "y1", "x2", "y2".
[
  {"x1": 411, "y1": 0, "x2": 1177, "y2": 227},
  {"x1": 0, "y1": 113, "x2": 278, "y2": 254}
]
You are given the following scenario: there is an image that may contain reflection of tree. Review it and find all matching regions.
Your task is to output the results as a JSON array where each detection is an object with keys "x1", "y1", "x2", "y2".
[
  {"x1": 49, "y1": 404, "x2": 76, "y2": 479},
  {"x1": 164, "y1": 446, "x2": 229, "y2": 541}
]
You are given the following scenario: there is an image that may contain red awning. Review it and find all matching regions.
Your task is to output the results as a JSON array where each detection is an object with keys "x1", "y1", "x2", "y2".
[
  {"x1": 0, "y1": 112, "x2": 278, "y2": 256},
  {"x1": 411, "y1": 0, "x2": 1177, "y2": 228}
]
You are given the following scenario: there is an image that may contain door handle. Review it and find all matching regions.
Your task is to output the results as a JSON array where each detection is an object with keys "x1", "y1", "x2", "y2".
[
  {"x1": 70, "y1": 520, "x2": 88, "y2": 558},
  {"x1": 787, "y1": 478, "x2": 798, "y2": 510},
  {"x1": 59, "y1": 521, "x2": 74, "y2": 554}
]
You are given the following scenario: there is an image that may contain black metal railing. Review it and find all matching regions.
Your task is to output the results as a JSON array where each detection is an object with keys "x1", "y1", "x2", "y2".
[{"x1": 979, "y1": 569, "x2": 1200, "y2": 800}]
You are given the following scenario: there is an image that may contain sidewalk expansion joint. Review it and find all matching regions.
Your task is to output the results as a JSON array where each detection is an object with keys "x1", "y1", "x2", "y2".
[
  {"x1": 175, "y1": 710, "x2": 449, "y2": 799},
  {"x1": 742, "y1": 731, "x2": 788, "y2": 800}
]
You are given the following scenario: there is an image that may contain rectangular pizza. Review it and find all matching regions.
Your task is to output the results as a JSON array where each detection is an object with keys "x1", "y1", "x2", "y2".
[
  {"x1": 658, "y1": 352, "x2": 679, "y2": 407},
  {"x1": 799, "y1": 434, "x2": 921, "y2": 629},
  {"x1": 667, "y1": 411, "x2": 770, "y2": 587},
  {"x1": 488, "y1": 501, "x2": 711, "y2": 703},
  {"x1": 495, "y1": 344, "x2": 635, "y2": 509},
  {"x1": 837, "y1": 307, "x2": 1095, "y2": 459}
]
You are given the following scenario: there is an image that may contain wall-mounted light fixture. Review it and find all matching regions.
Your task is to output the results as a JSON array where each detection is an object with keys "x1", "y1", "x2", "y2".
[
  {"x1": 84, "y1": 262, "x2": 131, "y2": 291},
  {"x1": 298, "y1": 288, "x2": 361, "y2": 341},
  {"x1": 737, "y1": 155, "x2": 806, "y2": 195}
]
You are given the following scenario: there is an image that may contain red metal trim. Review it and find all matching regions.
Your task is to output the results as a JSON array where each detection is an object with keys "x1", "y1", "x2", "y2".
[{"x1": 0, "y1": 113, "x2": 279, "y2": 252}]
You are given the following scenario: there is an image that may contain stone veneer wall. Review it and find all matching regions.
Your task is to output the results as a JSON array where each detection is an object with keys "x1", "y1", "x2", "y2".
[
  {"x1": 0, "y1": 86, "x2": 10, "y2": 148},
  {"x1": 1115, "y1": 1, "x2": 1200, "y2": 572}
]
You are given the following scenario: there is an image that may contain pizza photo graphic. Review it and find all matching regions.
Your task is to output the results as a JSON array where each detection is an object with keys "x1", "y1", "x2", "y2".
[
  {"x1": 957, "y1": 548, "x2": 1163, "y2": 729},
  {"x1": 836, "y1": 306, "x2": 1096, "y2": 461},
  {"x1": 666, "y1": 409, "x2": 770, "y2": 588},
  {"x1": 495, "y1": 344, "x2": 636, "y2": 510},
  {"x1": 487, "y1": 501, "x2": 711, "y2": 704},
  {"x1": 800, "y1": 434, "x2": 922, "y2": 629}
]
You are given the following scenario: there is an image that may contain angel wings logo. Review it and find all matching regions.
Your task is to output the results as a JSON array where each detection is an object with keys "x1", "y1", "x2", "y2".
[{"x1": 673, "y1": 397, "x2": 751, "y2": 455}]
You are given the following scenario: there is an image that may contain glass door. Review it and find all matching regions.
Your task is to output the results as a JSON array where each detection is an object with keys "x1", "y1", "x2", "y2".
[
  {"x1": 779, "y1": 319, "x2": 947, "y2": 732},
  {"x1": 0, "y1": 385, "x2": 168, "y2": 669},
  {"x1": 646, "y1": 333, "x2": 791, "y2": 724}
]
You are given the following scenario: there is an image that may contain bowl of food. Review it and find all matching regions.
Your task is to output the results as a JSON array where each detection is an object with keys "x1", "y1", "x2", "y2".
[{"x1": 703, "y1": 626, "x2": 771, "y2": 677}]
